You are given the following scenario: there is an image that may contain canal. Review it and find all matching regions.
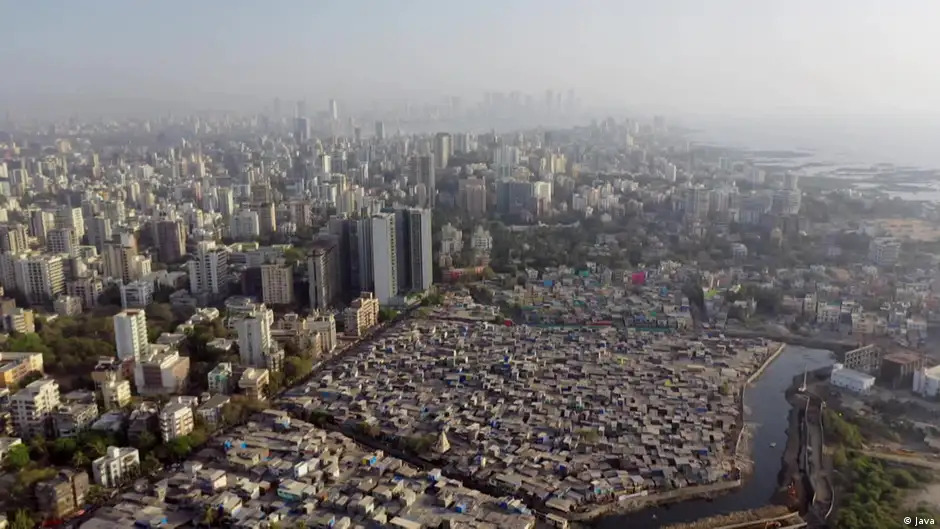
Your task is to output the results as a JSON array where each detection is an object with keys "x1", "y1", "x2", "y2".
[{"x1": 596, "y1": 345, "x2": 835, "y2": 529}]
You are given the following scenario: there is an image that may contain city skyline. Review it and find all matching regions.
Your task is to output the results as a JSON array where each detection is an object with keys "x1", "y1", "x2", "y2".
[{"x1": 4, "y1": 0, "x2": 940, "y2": 119}]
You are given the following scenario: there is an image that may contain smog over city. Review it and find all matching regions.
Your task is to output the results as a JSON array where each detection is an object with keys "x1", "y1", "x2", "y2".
[{"x1": 0, "y1": 2, "x2": 937, "y2": 529}]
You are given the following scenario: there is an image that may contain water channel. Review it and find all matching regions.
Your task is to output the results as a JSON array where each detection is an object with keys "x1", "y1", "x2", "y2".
[{"x1": 596, "y1": 345, "x2": 835, "y2": 529}]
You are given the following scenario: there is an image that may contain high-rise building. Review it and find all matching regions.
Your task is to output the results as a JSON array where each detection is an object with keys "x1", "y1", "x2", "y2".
[
  {"x1": 328, "y1": 99, "x2": 338, "y2": 120},
  {"x1": 217, "y1": 188, "x2": 235, "y2": 218},
  {"x1": 113, "y1": 309, "x2": 148, "y2": 361},
  {"x1": 294, "y1": 117, "x2": 310, "y2": 142},
  {"x1": 371, "y1": 213, "x2": 398, "y2": 305},
  {"x1": 188, "y1": 240, "x2": 228, "y2": 299},
  {"x1": 55, "y1": 206, "x2": 84, "y2": 240},
  {"x1": 407, "y1": 208, "x2": 433, "y2": 291},
  {"x1": 256, "y1": 202, "x2": 276, "y2": 238},
  {"x1": 12, "y1": 378, "x2": 60, "y2": 438},
  {"x1": 46, "y1": 227, "x2": 78, "y2": 257},
  {"x1": 86, "y1": 216, "x2": 112, "y2": 253},
  {"x1": 458, "y1": 178, "x2": 487, "y2": 216},
  {"x1": 261, "y1": 261, "x2": 294, "y2": 305},
  {"x1": 29, "y1": 209, "x2": 55, "y2": 245},
  {"x1": 434, "y1": 132, "x2": 452, "y2": 170},
  {"x1": 103, "y1": 239, "x2": 139, "y2": 283},
  {"x1": 308, "y1": 239, "x2": 340, "y2": 310},
  {"x1": 374, "y1": 121, "x2": 386, "y2": 141},
  {"x1": 154, "y1": 219, "x2": 186, "y2": 264},
  {"x1": 0, "y1": 223, "x2": 29, "y2": 253},
  {"x1": 14, "y1": 253, "x2": 65, "y2": 304},
  {"x1": 230, "y1": 209, "x2": 260, "y2": 240},
  {"x1": 415, "y1": 155, "x2": 435, "y2": 207},
  {"x1": 235, "y1": 303, "x2": 274, "y2": 368}
]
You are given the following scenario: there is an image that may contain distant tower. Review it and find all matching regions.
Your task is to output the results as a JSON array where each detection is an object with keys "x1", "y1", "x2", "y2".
[
  {"x1": 375, "y1": 121, "x2": 386, "y2": 141},
  {"x1": 295, "y1": 100, "x2": 306, "y2": 118},
  {"x1": 329, "y1": 99, "x2": 338, "y2": 121}
]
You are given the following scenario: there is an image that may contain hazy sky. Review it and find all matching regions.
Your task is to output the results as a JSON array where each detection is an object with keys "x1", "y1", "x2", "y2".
[{"x1": 3, "y1": 0, "x2": 939, "y2": 117}]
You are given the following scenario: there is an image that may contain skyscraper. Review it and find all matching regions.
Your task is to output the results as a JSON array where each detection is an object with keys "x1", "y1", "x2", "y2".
[
  {"x1": 328, "y1": 99, "x2": 338, "y2": 121},
  {"x1": 433, "y1": 132, "x2": 452, "y2": 170},
  {"x1": 308, "y1": 239, "x2": 340, "y2": 310},
  {"x1": 407, "y1": 209, "x2": 433, "y2": 291},
  {"x1": 155, "y1": 219, "x2": 187, "y2": 264},
  {"x1": 86, "y1": 216, "x2": 112, "y2": 253},
  {"x1": 374, "y1": 121, "x2": 386, "y2": 141},
  {"x1": 415, "y1": 155, "x2": 435, "y2": 208},
  {"x1": 294, "y1": 117, "x2": 310, "y2": 142},
  {"x1": 370, "y1": 213, "x2": 398, "y2": 305}
]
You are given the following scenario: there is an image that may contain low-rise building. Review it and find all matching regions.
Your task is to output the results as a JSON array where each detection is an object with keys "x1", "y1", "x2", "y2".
[
  {"x1": 344, "y1": 292, "x2": 379, "y2": 337},
  {"x1": 238, "y1": 368, "x2": 269, "y2": 400},
  {"x1": 0, "y1": 352, "x2": 44, "y2": 388},
  {"x1": 208, "y1": 362, "x2": 234, "y2": 394},
  {"x1": 159, "y1": 402, "x2": 194, "y2": 443},
  {"x1": 830, "y1": 363, "x2": 876, "y2": 393},
  {"x1": 914, "y1": 365, "x2": 940, "y2": 398},
  {"x1": 196, "y1": 395, "x2": 231, "y2": 427},
  {"x1": 52, "y1": 402, "x2": 99, "y2": 438},
  {"x1": 53, "y1": 295, "x2": 83, "y2": 317},
  {"x1": 36, "y1": 470, "x2": 89, "y2": 519},
  {"x1": 134, "y1": 350, "x2": 190, "y2": 396},
  {"x1": 92, "y1": 446, "x2": 140, "y2": 488},
  {"x1": 120, "y1": 280, "x2": 155, "y2": 309}
]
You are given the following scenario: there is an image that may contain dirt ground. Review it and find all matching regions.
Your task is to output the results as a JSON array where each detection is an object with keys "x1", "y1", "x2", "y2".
[{"x1": 905, "y1": 480, "x2": 940, "y2": 510}]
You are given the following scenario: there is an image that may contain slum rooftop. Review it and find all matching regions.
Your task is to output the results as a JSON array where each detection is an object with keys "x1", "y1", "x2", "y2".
[{"x1": 282, "y1": 294, "x2": 778, "y2": 512}]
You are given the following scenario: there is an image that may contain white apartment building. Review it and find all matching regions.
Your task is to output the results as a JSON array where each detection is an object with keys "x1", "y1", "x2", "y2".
[
  {"x1": 53, "y1": 295, "x2": 83, "y2": 317},
  {"x1": 11, "y1": 378, "x2": 60, "y2": 438},
  {"x1": 159, "y1": 402, "x2": 194, "y2": 442},
  {"x1": 113, "y1": 309, "x2": 149, "y2": 361},
  {"x1": 261, "y1": 262, "x2": 294, "y2": 305},
  {"x1": 470, "y1": 225, "x2": 493, "y2": 252},
  {"x1": 235, "y1": 303, "x2": 274, "y2": 368},
  {"x1": 13, "y1": 254, "x2": 65, "y2": 304},
  {"x1": 120, "y1": 280, "x2": 155, "y2": 309},
  {"x1": 188, "y1": 240, "x2": 228, "y2": 297},
  {"x1": 92, "y1": 446, "x2": 140, "y2": 488}
]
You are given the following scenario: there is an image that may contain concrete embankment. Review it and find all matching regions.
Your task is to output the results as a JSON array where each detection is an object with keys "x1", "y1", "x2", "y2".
[
  {"x1": 720, "y1": 329, "x2": 857, "y2": 354},
  {"x1": 562, "y1": 480, "x2": 744, "y2": 521}
]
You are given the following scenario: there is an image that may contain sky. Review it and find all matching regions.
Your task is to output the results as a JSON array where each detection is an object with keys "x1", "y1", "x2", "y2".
[{"x1": 2, "y1": 0, "x2": 939, "y2": 118}]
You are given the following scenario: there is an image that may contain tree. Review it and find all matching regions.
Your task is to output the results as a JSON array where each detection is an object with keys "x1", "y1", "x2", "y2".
[
  {"x1": 284, "y1": 356, "x2": 313, "y2": 383},
  {"x1": 86, "y1": 485, "x2": 110, "y2": 506},
  {"x1": 3, "y1": 444, "x2": 30, "y2": 471},
  {"x1": 71, "y1": 450, "x2": 90, "y2": 469},
  {"x1": 140, "y1": 453, "x2": 162, "y2": 476},
  {"x1": 10, "y1": 509, "x2": 33, "y2": 529},
  {"x1": 50, "y1": 437, "x2": 78, "y2": 465},
  {"x1": 132, "y1": 431, "x2": 157, "y2": 453}
]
